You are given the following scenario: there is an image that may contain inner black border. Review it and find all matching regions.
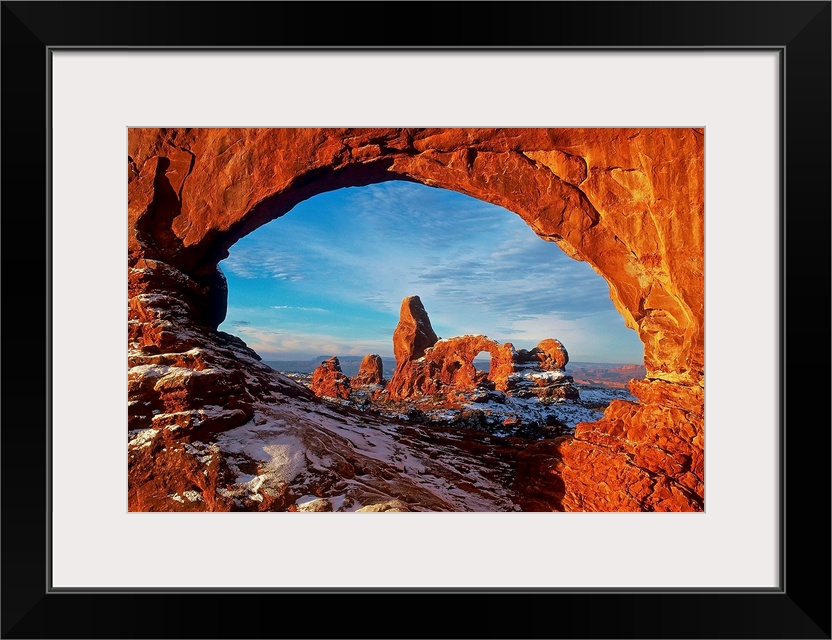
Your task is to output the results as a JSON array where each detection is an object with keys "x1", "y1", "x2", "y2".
[{"x1": 2, "y1": 2, "x2": 829, "y2": 638}]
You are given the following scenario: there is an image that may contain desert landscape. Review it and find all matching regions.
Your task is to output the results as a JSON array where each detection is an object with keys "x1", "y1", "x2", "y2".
[{"x1": 128, "y1": 127, "x2": 704, "y2": 512}]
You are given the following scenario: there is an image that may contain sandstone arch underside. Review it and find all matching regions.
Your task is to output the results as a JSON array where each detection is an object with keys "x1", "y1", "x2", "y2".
[{"x1": 128, "y1": 127, "x2": 704, "y2": 512}]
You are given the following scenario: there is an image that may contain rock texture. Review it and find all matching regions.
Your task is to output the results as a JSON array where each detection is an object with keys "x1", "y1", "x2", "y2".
[
  {"x1": 508, "y1": 339, "x2": 578, "y2": 401},
  {"x1": 515, "y1": 380, "x2": 704, "y2": 511},
  {"x1": 128, "y1": 429, "x2": 235, "y2": 512},
  {"x1": 351, "y1": 353, "x2": 385, "y2": 386},
  {"x1": 388, "y1": 333, "x2": 509, "y2": 399},
  {"x1": 392, "y1": 296, "x2": 439, "y2": 362},
  {"x1": 310, "y1": 357, "x2": 351, "y2": 400},
  {"x1": 533, "y1": 339, "x2": 569, "y2": 370},
  {"x1": 356, "y1": 500, "x2": 411, "y2": 512},
  {"x1": 128, "y1": 258, "x2": 286, "y2": 440},
  {"x1": 131, "y1": 387, "x2": 528, "y2": 512},
  {"x1": 128, "y1": 127, "x2": 705, "y2": 512}
]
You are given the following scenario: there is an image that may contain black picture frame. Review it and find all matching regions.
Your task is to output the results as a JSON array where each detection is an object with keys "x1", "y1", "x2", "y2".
[{"x1": 2, "y1": 2, "x2": 829, "y2": 638}]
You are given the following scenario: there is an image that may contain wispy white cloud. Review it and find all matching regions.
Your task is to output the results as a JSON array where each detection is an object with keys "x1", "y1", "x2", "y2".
[
  {"x1": 222, "y1": 251, "x2": 304, "y2": 281},
  {"x1": 348, "y1": 182, "x2": 508, "y2": 251},
  {"x1": 230, "y1": 323, "x2": 390, "y2": 361}
]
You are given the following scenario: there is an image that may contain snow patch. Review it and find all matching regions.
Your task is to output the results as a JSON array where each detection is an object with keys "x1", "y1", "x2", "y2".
[
  {"x1": 151, "y1": 405, "x2": 236, "y2": 428},
  {"x1": 295, "y1": 496, "x2": 331, "y2": 512},
  {"x1": 261, "y1": 443, "x2": 306, "y2": 484},
  {"x1": 329, "y1": 494, "x2": 348, "y2": 512},
  {"x1": 183, "y1": 441, "x2": 220, "y2": 465},
  {"x1": 133, "y1": 293, "x2": 179, "y2": 306},
  {"x1": 528, "y1": 370, "x2": 567, "y2": 381},
  {"x1": 128, "y1": 428, "x2": 159, "y2": 449},
  {"x1": 214, "y1": 419, "x2": 307, "y2": 497}
]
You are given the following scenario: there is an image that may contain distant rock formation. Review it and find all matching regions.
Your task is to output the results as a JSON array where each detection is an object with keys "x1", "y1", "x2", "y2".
[
  {"x1": 568, "y1": 362, "x2": 646, "y2": 389},
  {"x1": 533, "y1": 338, "x2": 569, "y2": 370},
  {"x1": 392, "y1": 296, "x2": 439, "y2": 362},
  {"x1": 386, "y1": 297, "x2": 578, "y2": 402},
  {"x1": 351, "y1": 353, "x2": 385, "y2": 386},
  {"x1": 310, "y1": 356, "x2": 351, "y2": 400},
  {"x1": 508, "y1": 339, "x2": 577, "y2": 400},
  {"x1": 308, "y1": 353, "x2": 385, "y2": 401}
]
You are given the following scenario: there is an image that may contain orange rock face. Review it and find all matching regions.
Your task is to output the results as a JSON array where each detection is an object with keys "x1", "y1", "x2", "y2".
[
  {"x1": 128, "y1": 429, "x2": 235, "y2": 512},
  {"x1": 392, "y1": 296, "x2": 439, "y2": 362},
  {"x1": 351, "y1": 354, "x2": 385, "y2": 386},
  {"x1": 128, "y1": 127, "x2": 704, "y2": 512},
  {"x1": 534, "y1": 339, "x2": 569, "y2": 370},
  {"x1": 423, "y1": 335, "x2": 517, "y2": 392},
  {"x1": 516, "y1": 380, "x2": 704, "y2": 512},
  {"x1": 310, "y1": 357, "x2": 352, "y2": 400},
  {"x1": 387, "y1": 334, "x2": 516, "y2": 399}
]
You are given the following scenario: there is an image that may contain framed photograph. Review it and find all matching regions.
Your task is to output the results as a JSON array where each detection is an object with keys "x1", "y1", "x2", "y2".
[{"x1": 3, "y1": 2, "x2": 829, "y2": 638}]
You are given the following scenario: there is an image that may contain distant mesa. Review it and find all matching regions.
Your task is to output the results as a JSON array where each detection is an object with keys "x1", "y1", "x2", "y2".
[
  {"x1": 568, "y1": 361, "x2": 646, "y2": 389},
  {"x1": 309, "y1": 295, "x2": 578, "y2": 406}
]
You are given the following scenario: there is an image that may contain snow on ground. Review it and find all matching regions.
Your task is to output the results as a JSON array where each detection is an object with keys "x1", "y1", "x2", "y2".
[
  {"x1": 204, "y1": 396, "x2": 519, "y2": 512},
  {"x1": 369, "y1": 383, "x2": 636, "y2": 435},
  {"x1": 128, "y1": 427, "x2": 159, "y2": 449},
  {"x1": 214, "y1": 420, "x2": 307, "y2": 501},
  {"x1": 132, "y1": 292, "x2": 180, "y2": 306},
  {"x1": 577, "y1": 386, "x2": 636, "y2": 405},
  {"x1": 151, "y1": 405, "x2": 242, "y2": 431},
  {"x1": 131, "y1": 347, "x2": 638, "y2": 512},
  {"x1": 494, "y1": 383, "x2": 636, "y2": 430}
]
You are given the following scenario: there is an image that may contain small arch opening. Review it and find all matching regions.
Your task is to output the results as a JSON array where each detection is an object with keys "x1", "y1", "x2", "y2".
[{"x1": 473, "y1": 350, "x2": 492, "y2": 377}]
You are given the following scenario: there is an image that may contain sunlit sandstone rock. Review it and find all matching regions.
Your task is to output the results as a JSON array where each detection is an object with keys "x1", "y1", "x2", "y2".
[
  {"x1": 351, "y1": 353, "x2": 385, "y2": 387},
  {"x1": 128, "y1": 127, "x2": 704, "y2": 512},
  {"x1": 392, "y1": 295, "x2": 439, "y2": 362},
  {"x1": 310, "y1": 356, "x2": 351, "y2": 400},
  {"x1": 386, "y1": 297, "x2": 577, "y2": 402}
]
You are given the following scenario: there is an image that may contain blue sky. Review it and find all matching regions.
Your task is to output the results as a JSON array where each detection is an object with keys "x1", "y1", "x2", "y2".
[{"x1": 218, "y1": 182, "x2": 644, "y2": 364}]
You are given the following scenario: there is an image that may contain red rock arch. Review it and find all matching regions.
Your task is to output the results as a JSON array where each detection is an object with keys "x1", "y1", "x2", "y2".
[
  {"x1": 425, "y1": 338, "x2": 515, "y2": 392},
  {"x1": 387, "y1": 334, "x2": 518, "y2": 399},
  {"x1": 128, "y1": 127, "x2": 704, "y2": 511}
]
